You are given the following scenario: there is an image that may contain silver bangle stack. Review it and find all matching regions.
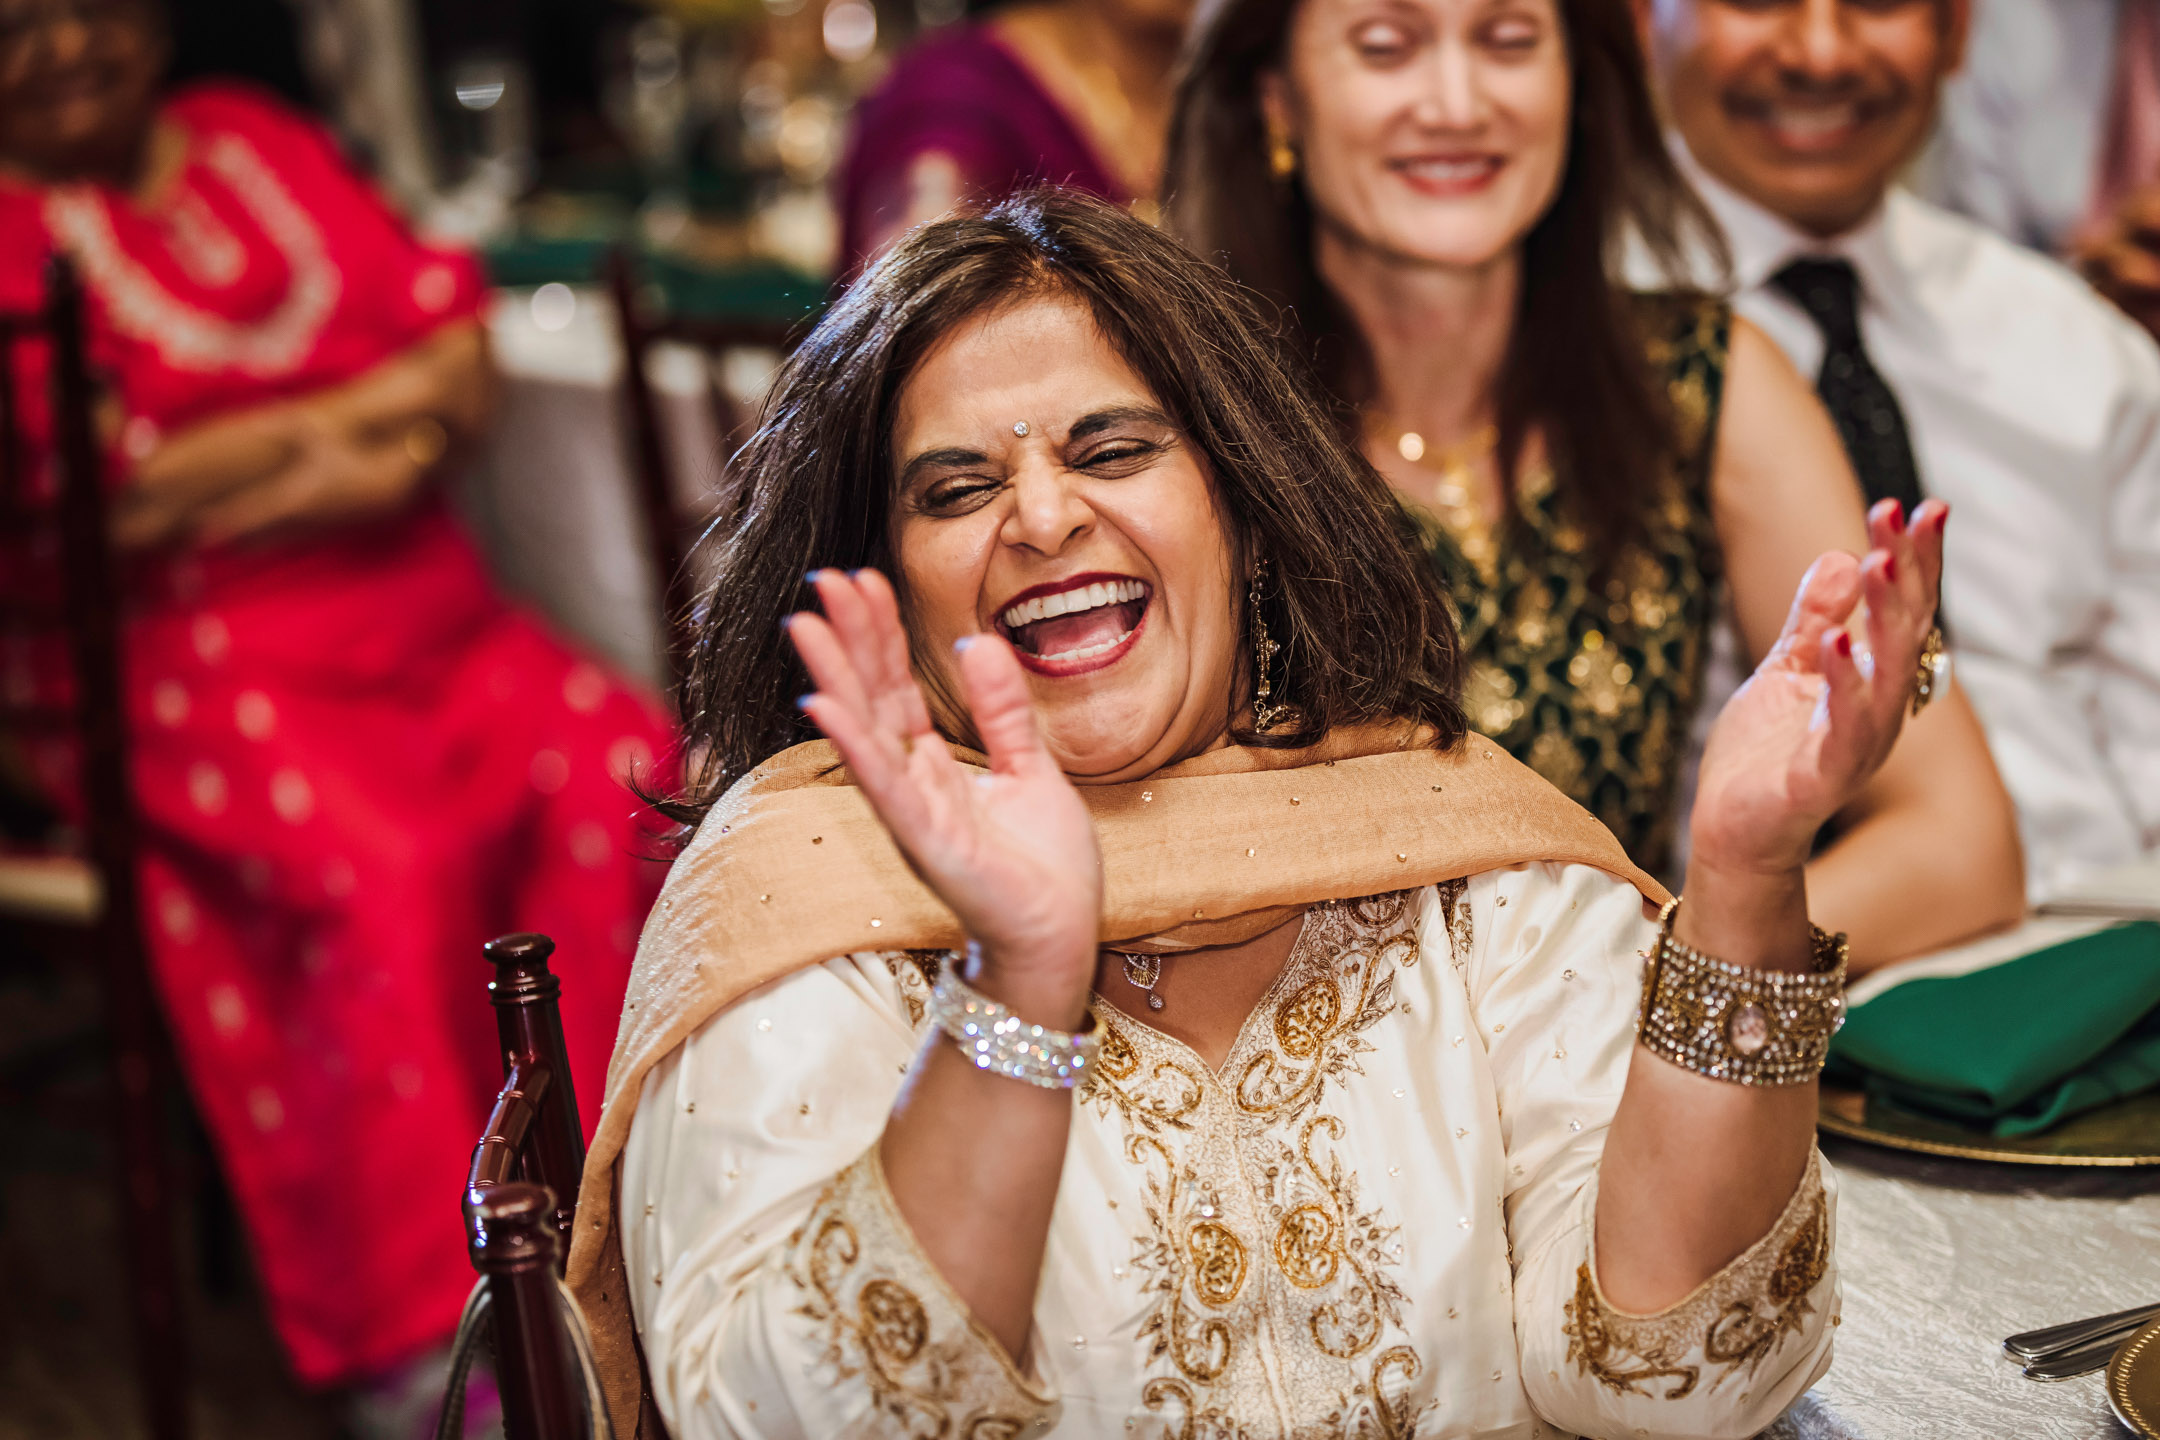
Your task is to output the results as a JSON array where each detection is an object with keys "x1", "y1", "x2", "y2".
[
  {"x1": 928, "y1": 966, "x2": 1099, "y2": 1090},
  {"x1": 1636, "y1": 898, "x2": 1849, "y2": 1086}
]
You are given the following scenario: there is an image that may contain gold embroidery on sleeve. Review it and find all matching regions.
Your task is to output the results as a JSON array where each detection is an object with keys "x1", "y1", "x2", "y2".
[
  {"x1": 784, "y1": 1151, "x2": 1051, "y2": 1432},
  {"x1": 1563, "y1": 1153, "x2": 1830, "y2": 1401}
]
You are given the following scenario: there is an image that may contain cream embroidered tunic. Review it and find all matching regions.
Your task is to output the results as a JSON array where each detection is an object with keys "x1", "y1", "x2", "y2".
[{"x1": 620, "y1": 863, "x2": 1839, "y2": 1439}]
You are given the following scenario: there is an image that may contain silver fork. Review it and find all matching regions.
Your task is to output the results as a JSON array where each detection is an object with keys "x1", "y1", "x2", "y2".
[{"x1": 2004, "y1": 1303, "x2": 2160, "y2": 1380}]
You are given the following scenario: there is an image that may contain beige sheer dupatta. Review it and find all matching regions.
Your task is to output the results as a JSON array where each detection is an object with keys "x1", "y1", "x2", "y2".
[{"x1": 568, "y1": 723, "x2": 1668, "y2": 1432}]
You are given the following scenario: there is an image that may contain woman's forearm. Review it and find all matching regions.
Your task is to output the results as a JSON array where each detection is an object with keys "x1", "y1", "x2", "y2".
[
  {"x1": 1808, "y1": 689, "x2": 2025, "y2": 973},
  {"x1": 307, "y1": 317, "x2": 496, "y2": 443},
  {"x1": 877, "y1": 951, "x2": 1089, "y2": 1363},
  {"x1": 1592, "y1": 861, "x2": 1819, "y2": 1313},
  {"x1": 120, "y1": 321, "x2": 500, "y2": 548}
]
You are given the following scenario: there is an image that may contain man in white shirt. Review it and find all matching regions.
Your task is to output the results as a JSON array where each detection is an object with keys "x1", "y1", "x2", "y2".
[{"x1": 1645, "y1": 0, "x2": 2160, "y2": 899}]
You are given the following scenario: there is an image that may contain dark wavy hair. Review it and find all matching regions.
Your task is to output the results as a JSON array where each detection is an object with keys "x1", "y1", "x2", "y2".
[
  {"x1": 1166, "y1": 0, "x2": 1730, "y2": 569},
  {"x1": 665, "y1": 188, "x2": 1466, "y2": 824}
]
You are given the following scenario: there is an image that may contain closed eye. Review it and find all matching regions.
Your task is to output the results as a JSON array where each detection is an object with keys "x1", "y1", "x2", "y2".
[
  {"x1": 1073, "y1": 439, "x2": 1164, "y2": 475},
  {"x1": 913, "y1": 474, "x2": 1004, "y2": 516}
]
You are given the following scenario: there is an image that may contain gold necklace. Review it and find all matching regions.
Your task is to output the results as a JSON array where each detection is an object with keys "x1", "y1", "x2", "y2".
[
  {"x1": 1369, "y1": 418, "x2": 1501, "y2": 578},
  {"x1": 1370, "y1": 420, "x2": 1498, "y2": 503}
]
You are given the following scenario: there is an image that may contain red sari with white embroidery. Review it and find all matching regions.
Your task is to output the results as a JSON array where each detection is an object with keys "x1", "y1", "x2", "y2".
[{"x1": 0, "y1": 83, "x2": 675, "y2": 1385}]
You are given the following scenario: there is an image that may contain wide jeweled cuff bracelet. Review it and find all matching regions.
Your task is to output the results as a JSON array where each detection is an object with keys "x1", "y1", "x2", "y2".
[
  {"x1": 1636, "y1": 897, "x2": 1848, "y2": 1086},
  {"x1": 928, "y1": 965, "x2": 1099, "y2": 1090}
]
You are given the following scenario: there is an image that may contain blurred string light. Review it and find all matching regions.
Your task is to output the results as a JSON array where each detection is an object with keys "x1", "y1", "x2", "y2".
[
  {"x1": 529, "y1": 283, "x2": 577, "y2": 332},
  {"x1": 454, "y1": 79, "x2": 506, "y2": 111},
  {"x1": 822, "y1": 0, "x2": 877, "y2": 62}
]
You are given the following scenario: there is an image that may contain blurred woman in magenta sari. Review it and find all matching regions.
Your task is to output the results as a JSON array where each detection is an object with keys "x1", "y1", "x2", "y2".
[
  {"x1": 0, "y1": 0, "x2": 673, "y2": 1402},
  {"x1": 836, "y1": 0, "x2": 1193, "y2": 267}
]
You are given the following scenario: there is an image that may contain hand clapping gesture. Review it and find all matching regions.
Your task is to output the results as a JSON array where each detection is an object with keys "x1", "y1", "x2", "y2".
[{"x1": 1689, "y1": 498, "x2": 1949, "y2": 886}]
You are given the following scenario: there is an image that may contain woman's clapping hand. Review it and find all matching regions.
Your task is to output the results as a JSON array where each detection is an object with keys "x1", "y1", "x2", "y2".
[
  {"x1": 1688, "y1": 498, "x2": 1949, "y2": 880},
  {"x1": 787, "y1": 569, "x2": 1102, "y2": 1025}
]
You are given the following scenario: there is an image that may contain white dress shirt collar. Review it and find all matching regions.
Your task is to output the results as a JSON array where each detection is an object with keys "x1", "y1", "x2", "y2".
[{"x1": 1671, "y1": 138, "x2": 1940, "y2": 344}]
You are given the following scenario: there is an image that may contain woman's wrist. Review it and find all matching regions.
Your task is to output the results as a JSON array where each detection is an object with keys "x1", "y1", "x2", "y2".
[
  {"x1": 1673, "y1": 856, "x2": 1813, "y2": 973},
  {"x1": 962, "y1": 941, "x2": 1096, "y2": 1032}
]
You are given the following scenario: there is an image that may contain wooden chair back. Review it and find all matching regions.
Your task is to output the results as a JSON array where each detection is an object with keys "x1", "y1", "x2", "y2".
[
  {"x1": 604, "y1": 248, "x2": 801, "y2": 695},
  {"x1": 0, "y1": 256, "x2": 190, "y2": 1440},
  {"x1": 458, "y1": 932, "x2": 602, "y2": 1440}
]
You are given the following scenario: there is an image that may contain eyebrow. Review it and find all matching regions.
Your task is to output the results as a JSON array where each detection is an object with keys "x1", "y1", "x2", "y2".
[{"x1": 1067, "y1": 405, "x2": 1177, "y2": 441}]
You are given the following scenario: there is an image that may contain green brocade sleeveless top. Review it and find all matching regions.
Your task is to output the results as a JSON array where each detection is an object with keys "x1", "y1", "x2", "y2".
[{"x1": 1412, "y1": 295, "x2": 1730, "y2": 877}]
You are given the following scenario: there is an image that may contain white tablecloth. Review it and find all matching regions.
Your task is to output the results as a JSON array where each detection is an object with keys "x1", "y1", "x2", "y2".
[
  {"x1": 457, "y1": 285, "x2": 767, "y2": 693},
  {"x1": 1764, "y1": 1138, "x2": 2160, "y2": 1439}
]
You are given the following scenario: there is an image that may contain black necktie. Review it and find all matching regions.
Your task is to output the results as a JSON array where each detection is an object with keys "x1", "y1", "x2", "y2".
[{"x1": 1770, "y1": 257, "x2": 1926, "y2": 515}]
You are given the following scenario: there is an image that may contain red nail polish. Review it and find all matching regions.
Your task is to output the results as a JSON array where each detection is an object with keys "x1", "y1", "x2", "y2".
[
  {"x1": 1883, "y1": 553, "x2": 1899, "y2": 584},
  {"x1": 1834, "y1": 631, "x2": 1853, "y2": 658},
  {"x1": 1888, "y1": 504, "x2": 1906, "y2": 534}
]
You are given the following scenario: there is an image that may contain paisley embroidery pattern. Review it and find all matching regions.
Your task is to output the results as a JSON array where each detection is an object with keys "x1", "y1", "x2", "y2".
[
  {"x1": 1083, "y1": 893, "x2": 1438, "y2": 1437},
  {"x1": 1563, "y1": 1152, "x2": 1830, "y2": 1401},
  {"x1": 784, "y1": 1150, "x2": 1052, "y2": 1434}
]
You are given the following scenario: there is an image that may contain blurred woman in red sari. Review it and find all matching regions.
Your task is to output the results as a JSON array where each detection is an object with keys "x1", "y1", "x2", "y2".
[{"x1": 0, "y1": 0, "x2": 674, "y2": 1413}]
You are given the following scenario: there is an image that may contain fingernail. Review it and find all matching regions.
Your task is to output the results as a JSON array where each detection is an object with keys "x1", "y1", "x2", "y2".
[
  {"x1": 1883, "y1": 552, "x2": 1899, "y2": 584},
  {"x1": 1887, "y1": 504, "x2": 1906, "y2": 533},
  {"x1": 1834, "y1": 630, "x2": 1853, "y2": 658},
  {"x1": 803, "y1": 570, "x2": 823, "y2": 587},
  {"x1": 953, "y1": 635, "x2": 975, "y2": 653},
  {"x1": 849, "y1": 568, "x2": 867, "y2": 580},
  {"x1": 795, "y1": 693, "x2": 814, "y2": 711},
  {"x1": 780, "y1": 614, "x2": 796, "y2": 632}
]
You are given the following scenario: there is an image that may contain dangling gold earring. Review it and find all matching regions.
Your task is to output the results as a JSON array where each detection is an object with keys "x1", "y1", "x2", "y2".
[
  {"x1": 1266, "y1": 116, "x2": 1298, "y2": 181},
  {"x1": 1249, "y1": 560, "x2": 1286, "y2": 730}
]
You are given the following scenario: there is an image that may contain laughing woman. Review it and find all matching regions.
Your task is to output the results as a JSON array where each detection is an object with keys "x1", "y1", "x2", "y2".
[{"x1": 564, "y1": 191, "x2": 1926, "y2": 1437}]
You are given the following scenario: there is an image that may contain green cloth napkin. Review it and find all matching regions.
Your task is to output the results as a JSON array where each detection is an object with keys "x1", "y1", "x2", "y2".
[{"x1": 1824, "y1": 921, "x2": 2160, "y2": 1136}]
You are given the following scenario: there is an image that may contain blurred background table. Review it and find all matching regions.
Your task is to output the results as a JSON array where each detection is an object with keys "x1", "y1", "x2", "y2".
[
  {"x1": 1766, "y1": 1139, "x2": 2160, "y2": 1439},
  {"x1": 463, "y1": 237, "x2": 822, "y2": 692}
]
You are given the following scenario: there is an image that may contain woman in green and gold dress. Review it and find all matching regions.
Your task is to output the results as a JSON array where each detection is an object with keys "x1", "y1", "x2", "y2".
[{"x1": 1169, "y1": 0, "x2": 2023, "y2": 973}]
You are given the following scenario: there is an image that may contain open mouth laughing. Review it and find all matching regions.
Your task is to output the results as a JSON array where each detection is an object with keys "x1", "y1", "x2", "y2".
[{"x1": 994, "y1": 573, "x2": 1152, "y2": 677}]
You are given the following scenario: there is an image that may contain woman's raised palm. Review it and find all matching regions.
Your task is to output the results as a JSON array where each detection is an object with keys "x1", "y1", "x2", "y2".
[
  {"x1": 788, "y1": 570, "x2": 1103, "y2": 986},
  {"x1": 1691, "y1": 499, "x2": 1950, "y2": 874}
]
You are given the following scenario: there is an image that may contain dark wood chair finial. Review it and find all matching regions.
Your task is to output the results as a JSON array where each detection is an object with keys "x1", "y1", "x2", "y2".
[
  {"x1": 465, "y1": 1183, "x2": 583, "y2": 1440},
  {"x1": 474, "y1": 932, "x2": 586, "y2": 1254},
  {"x1": 455, "y1": 934, "x2": 604, "y2": 1439}
]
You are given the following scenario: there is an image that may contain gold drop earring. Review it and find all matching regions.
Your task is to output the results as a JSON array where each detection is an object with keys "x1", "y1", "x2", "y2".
[
  {"x1": 1266, "y1": 116, "x2": 1298, "y2": 181},
  {"x1": 1250, "y1": 560, "x2": 1285, "y2": 730}
]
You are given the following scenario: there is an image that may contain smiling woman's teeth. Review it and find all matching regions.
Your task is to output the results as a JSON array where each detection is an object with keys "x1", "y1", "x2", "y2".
[
  {"x1": 999, "y1": 578, "x2": 1148, "y2": 630},
  {"x1": 999, "y1": 578, "x2": 1151, "y2": 663},
  {"x1": 1046, "y1": 631, "x2": 1131, "y2": 661}
]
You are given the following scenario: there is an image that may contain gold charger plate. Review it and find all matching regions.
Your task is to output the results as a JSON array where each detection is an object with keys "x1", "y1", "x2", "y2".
[
  {"x1": 2109, "y1": 1318, "x2": 2160, "y2": 1438},
  {"x1": 1818, "y1": 1085, "x2": 2160, "y2": 1166}
]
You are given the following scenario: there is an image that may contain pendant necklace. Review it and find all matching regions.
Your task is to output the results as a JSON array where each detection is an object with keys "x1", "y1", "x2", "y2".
[{"x1": 1118, "y1": 951, "x2": 1165, "y2": 1011}]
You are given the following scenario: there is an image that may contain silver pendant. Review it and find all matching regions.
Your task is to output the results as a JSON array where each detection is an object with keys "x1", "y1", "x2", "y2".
[{"x1": 1120, "y1": 952, "x2": 1164, "y2": 1012}]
